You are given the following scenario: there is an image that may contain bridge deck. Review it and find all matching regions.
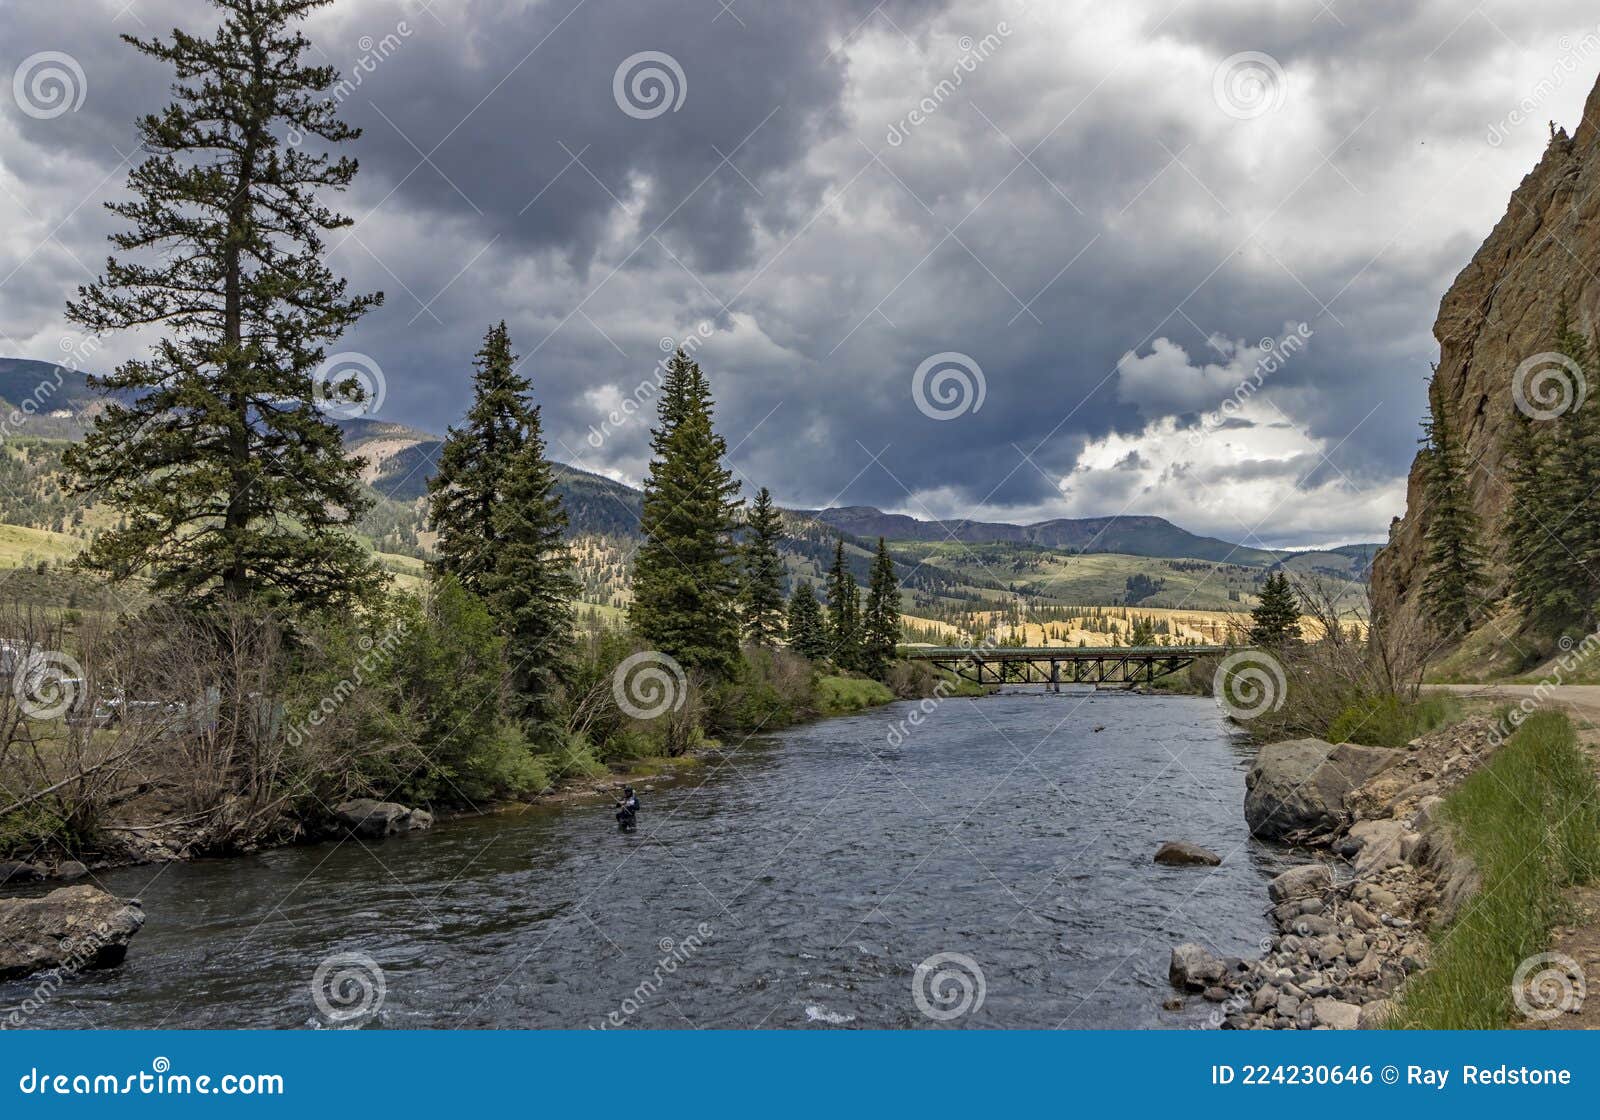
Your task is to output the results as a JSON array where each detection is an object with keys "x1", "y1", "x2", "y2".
[{"x1": 901, "y1": 644, "x2": 1237, "y2": 687}]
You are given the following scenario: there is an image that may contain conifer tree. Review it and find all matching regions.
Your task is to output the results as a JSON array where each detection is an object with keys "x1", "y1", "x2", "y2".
[
  {"x1": 1505, "y1": 307, "x2": 1600, "y2": 631},
  {"x1": 64, "y1": 0, "x2": 381, "y2": 612},
  {"x1": 629, "y1": 354, "x2": 743, "y2": 676},
  {"x1": 786, "y1": 580, "x2": 829, "y2": 660},
  {"x1": 487, "y1": 405, "x2": 577, "y2": 732},
  {"x1": 1249, "y1": 571, "x2": 1302, "y2": 645},
  {"x1": 861, "y1": 537, "x2": 902, "y2": 677},
  {"x1": 1419, "y1": 374, "x2": 1488, "y2": 635},
  {"x1": 825, "y1": 540, "x2": 862, "y2": 669},
  {"x1": 740, "y1": 486, "x2": 786, "y2": 646},
  {"x1": 428, "y1": 323, "x2": 534, "y2": 599}
]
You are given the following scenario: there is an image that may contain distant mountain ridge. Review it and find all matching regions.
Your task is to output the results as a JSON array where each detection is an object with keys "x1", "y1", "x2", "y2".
[{"x1": 804, "y1": 505, "x2": 1377, "y2": 570}]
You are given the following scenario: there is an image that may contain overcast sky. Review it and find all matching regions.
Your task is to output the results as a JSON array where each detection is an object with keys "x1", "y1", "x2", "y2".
[{"x1": 3, "y1": 0, "x2": 1598, "y2": 549}]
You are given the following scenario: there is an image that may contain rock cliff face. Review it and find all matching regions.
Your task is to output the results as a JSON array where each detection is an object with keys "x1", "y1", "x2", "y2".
[{"x1": 1371, "y1": 76, "x2": 1600, "y2": 634}]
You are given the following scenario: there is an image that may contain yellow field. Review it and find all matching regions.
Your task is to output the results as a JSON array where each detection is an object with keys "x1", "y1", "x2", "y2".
[
  {"x1": 902, "y1": 605, "x2": 1356, "y2": 646},
  {"x1": 0, "y1": 523, "x2": 87, "y2": 568}
]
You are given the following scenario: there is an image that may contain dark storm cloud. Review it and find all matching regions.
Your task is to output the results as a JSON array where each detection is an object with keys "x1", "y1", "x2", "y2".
[{"x1": 3, "y1": 0, "x2": 1598, "y2": 543}]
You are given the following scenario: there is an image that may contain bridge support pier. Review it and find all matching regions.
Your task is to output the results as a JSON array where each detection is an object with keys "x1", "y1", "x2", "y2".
[{"x1": 1049, "y1": 660, "x2": 1059, "y2": 693}]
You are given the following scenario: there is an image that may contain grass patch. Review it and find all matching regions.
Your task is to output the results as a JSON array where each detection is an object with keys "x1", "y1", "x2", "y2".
[
  {"x1": 1326, "y1": 693, "x2": 1460, "y2": 750},
  {"x1": 817, "y1": 675, "x2": 894, "y2": 714},
  {"x1": 1393, "y1": 711, "x2": 1600, "y2": 1028}
]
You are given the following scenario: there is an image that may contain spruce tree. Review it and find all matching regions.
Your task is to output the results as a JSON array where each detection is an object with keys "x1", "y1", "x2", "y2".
[
  {"x1": 861, "y1": 537, "x2": 902, "y2": 677},
  {"x1": 63, "y1": 0, "x2": 381, "y2": 612},
  {"x1": 487, "y1": 404, "x2": 577, "y2": 732},
  {"x1": 1418, "y1": 374, "x2": 1488, "y2": 635},
  {"x1": 1249, "y1": 572, "x2": 1302, "y2": 645},
  {"x1": 428, "y1": 323, "x2": 534, "y2": 599},
  {"x1": 629, "y1": 354, "x2": 743, "y2": 676},
  {"x1": 786, "y1": 581, "x2": 829, "y2": 660},
  {"x1": 825, "y1": 540, "x2": 862, "y2": 669},
  {"x1": 1505, "y1": 308, "x2": 1600, "y2": 631},
  {"x1": 740, "y1": 486, "x2": 786, "y2": 646}
]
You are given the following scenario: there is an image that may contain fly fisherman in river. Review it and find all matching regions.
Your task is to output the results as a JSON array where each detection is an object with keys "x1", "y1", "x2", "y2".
[{"x1": 614, "y1": 787, "x2": 641, "y2": 831}]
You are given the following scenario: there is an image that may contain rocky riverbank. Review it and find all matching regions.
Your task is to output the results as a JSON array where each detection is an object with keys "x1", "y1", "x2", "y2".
[{"x1": 1169, "y1": 717, "x2": 1495, "y2": 1028}]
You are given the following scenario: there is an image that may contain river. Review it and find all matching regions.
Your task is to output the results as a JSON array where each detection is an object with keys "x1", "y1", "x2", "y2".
[{"x1": 3, "y1": 691, "x2": 1286, "y2": 1029}]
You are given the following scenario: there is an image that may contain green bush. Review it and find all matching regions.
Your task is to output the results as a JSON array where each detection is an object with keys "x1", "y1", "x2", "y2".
[
  {"x1": 817, "y1": 675, "x2": 894, "y2": 714},
  {"x1": 1394, "y1": 711, "x2": 1600, "y2": 1028},
  {"x1": 1326, "y1": 693, "x2": 1458, "y2": 749}
]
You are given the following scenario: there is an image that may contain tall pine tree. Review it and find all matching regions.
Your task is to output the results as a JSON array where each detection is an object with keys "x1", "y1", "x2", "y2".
[
  {"x1": 487, "y1": 402, "x2": 577, "y2": 733},
  {"x1": 1249, "y1": 572, "x2": 1302, "y2": 645},
  {"x1": 64, "y1": 0, "x2": 381, "y2": 612},
  {"x1": 860, "y1": 537, "x2": 902, "y2": 677},
  {"x1": 825, "y1": 540, "x2": 862, "y2": 669},
  {"x1": 1418, "y1": 372, "x2": 1488, "y2": 636},
  {"x1": 786, "y1": 581, "x2": 829, "y2": 660},
  {"x1": 427, "y1": 323, "x2": 534, "y2": 599},
  {"x1": 740, "y1": 486, "x2": 786, "y2": 646},
  {"x1": 629, "y1": 354, "x2": 744, "y2": 676}
]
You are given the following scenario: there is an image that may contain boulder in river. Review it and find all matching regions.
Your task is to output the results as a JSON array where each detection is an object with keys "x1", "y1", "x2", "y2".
[
  {"x1": 0, "y1": 860, "x2": 42, "y2": 885},
  {"x1": 0, "y1": 885, "x2": 144, "y2": 981},
  {"x1": 1169, "y1": 943, "x2": 1226, "y2": 990},
  {"x1": 334, "y1": 799, "x2": 425, "y2": 839},
  {"x1": 1267, "y1": 863, "x2": 1334, "y2": 905},
  {"x1": 1153, "y1": 840, "x2": 1222, "y2": 867},
  {"x1": 53, "y1": 860, "x2": 90, "y2": 881},
  {"x1": 1245, "y1": 739, "x2": 1399, "y2": 842}
]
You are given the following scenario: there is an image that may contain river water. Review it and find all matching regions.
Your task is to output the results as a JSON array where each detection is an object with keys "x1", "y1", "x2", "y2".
[{"x1": 3, "y1": 692, "x2": 1286, "y2": 1029}]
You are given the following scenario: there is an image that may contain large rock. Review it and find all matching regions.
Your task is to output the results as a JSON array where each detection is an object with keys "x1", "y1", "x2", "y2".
[
  {"x1": 1267, "y1": 863, "x2": 1334, "y2": 904},
  {"x1": 1311, "y1": 997, "x2": 1362, "y2": 1030},
  {"x1": 1372, "y1": 75, "x2": 1600, "y2": 642},
  {"x1": 1349, "y1": 819, "x2": 1412, "y2": 876},
  {"x1": 0, "y1": 885, "x2": 144, "y2": 981},
  {"x1": 1154, "y1": 840, "x2": 1222, "y2": 867},
  {"x1": 1169, "y1": 943, "x2": 1227, "y2": 990},
  {"x1": 0, "y1": 860, "x2": 42, "y2": 885},
  {"x1": 334, "y1": 799, "x2": 420, "y2": 839},
  {"x1": 1245, "y1": 739, "x2": 1400, "y2": 841}
]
